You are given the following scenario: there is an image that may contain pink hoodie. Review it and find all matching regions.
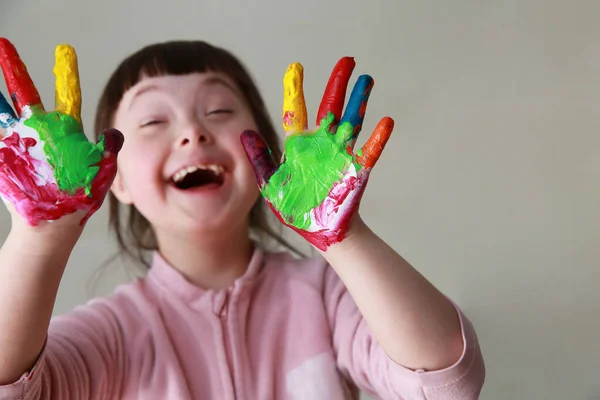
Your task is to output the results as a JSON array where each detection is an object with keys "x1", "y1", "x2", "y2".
[{"x1": 0, "y1": 247, "x2": 485, "y2": 399}]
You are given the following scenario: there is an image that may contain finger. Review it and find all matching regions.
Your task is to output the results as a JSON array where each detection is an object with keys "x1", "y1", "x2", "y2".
[
  {"x1": 282, "y1": 62, "x2": 307, "y2": 134},
  {"x1": 316, "y1": 56, "x2": 355, "y2": 127},
  {"x1": 97, "y1": 128, "x2": 124, "y2": 156},
  {"x1": 356, "y1": 117, "x2": 394, "y2": 169},
  {"x1": 337, "y1": 74, "x2": 374, "y2": 146},
  {"x1": 0, "y1": 38, "x2": 43, "y2": 115},
  {"x1": 54, "y1": 44, "x2": 82, "y2": 124},
  {"x1": 240, "y1": 130, "x2": 278, "y2": 188},
  {"x1": 85, "y1": 129, "x2": 125, "y2": 226},
  {"x1": 0, "y1": 91, "x2": 17, "y2": 133}
]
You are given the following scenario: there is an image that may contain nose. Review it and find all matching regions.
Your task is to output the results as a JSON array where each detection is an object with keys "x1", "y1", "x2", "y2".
[{"x1": 177, "y1": 120, "x2": 214, "y2": 147}]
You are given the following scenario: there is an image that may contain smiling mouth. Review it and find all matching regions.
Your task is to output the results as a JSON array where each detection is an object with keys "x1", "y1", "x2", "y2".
[{"x1": 171, "y1": 164, "x2": 226, "y2": 190}]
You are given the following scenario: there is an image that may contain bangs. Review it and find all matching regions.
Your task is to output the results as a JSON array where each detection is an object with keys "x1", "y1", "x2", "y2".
[
  {"x1": 94, "y1": 40, "x2": 249, "y2": 133},
  {"x1": 115, "y1": 41, "x2": 234, "y2": 93}
]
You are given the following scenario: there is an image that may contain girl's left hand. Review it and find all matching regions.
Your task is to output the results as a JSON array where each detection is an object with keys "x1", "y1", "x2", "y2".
[
  {"x1": 241, "y1": 57, "x2": 394, "y2": 251},
  {"x1": 0, "y1": 39, "x2": 123, "y2": 227}
]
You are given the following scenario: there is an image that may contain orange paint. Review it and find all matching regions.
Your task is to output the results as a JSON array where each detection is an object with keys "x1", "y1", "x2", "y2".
[{"x1": 356, "y1": 117, "x2": 394, "y2": 169}]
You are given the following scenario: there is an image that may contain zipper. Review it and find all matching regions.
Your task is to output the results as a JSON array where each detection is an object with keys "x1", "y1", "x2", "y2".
[{"x1": 220, "y1": 288, "x2": 236, "y2": 399}]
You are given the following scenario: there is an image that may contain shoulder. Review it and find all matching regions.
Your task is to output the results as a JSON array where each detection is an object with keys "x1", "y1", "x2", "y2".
[{"x1": 49, "y1": 276, "x2": 160, "y2": 339}]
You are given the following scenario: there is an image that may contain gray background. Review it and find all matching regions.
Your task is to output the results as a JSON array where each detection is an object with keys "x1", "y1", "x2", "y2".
[{"x1": 2, "y1": 0, "x2": 600, "y2": 398}]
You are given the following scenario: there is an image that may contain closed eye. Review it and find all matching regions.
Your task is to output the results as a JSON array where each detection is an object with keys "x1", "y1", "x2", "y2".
[
  {"x1": 207, "y1": 109, "x2": 233, "y2": 116},
  {"x1": 140, "y1": 120, "x2": 165, "y2": 128}
]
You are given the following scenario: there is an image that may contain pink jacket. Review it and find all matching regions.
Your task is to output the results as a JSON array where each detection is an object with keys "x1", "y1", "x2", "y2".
[{"x1": 0, "y1": 247, "x2": 485, "y2": 399}]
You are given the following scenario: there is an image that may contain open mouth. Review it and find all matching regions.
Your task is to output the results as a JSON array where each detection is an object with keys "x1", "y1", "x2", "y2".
[{"x1": 171, "y1": 164, "x2": 226, "y2": 190}]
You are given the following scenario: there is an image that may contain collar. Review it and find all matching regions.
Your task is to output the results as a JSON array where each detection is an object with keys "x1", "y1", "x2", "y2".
[{"x1": 146, "y1": 243, "x2": 266, "y2": 309}]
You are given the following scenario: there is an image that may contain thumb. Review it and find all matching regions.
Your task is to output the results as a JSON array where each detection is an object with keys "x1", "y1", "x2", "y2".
[
  {"x1": 240, "y1": 130, "x2": 278, "y2": 188},
  {"x1": 89, "y1": 128, "x2": 123, "y2": 196},
  {"x1": 98, "y1": 128, "x2": 124, "y2": 156}
]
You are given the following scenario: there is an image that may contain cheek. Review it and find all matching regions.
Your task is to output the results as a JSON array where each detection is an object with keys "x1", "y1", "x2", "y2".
[{"x1": 118, "y1": 139, "x2": 166, "y2": 196}]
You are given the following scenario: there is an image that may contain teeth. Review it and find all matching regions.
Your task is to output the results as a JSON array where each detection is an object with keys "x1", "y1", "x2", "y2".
[{"x1": 172, "y1": 164, "x2": 224, "y2": 183}]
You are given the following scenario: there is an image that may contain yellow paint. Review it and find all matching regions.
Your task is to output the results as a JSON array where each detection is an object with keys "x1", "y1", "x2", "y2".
[
  {"x1": 53, "y1": 44, "x2": 82, "y2": 124},
  {"x1": 282, "y1": 62, "x2": 307, "y2": 133}
]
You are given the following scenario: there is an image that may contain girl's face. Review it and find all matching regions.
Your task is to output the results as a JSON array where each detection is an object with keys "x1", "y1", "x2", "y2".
[{"x1": 111, "y1": 73, "x2": 261, "y2": 236}]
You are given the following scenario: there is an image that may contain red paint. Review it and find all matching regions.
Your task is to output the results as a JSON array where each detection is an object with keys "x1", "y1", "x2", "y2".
[
  {"x1": 282, "y1": 111, "x2": 295, "y2": 127},
  {"x1": 0, "y1": 132, "x2": 118, "y2": 226},
  {"x1": 0, "y1": 38, "x2": 42, "y2": 115},
  {"x1": 359, "y1": 100, "x2": 367, "y2": 118},
  {"x1": 316, "y1": 57, "x2": 355, "y2": 125},
  {"x1": 265, "y1": 175, "x2": 362, "y2": 251},
  {"x1": 240, "y1": 130, "x2": 277, "y2": 187}
]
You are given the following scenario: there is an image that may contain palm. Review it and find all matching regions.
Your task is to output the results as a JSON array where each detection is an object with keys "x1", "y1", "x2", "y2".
[
  {"x1": 0, "y1": 38, "x2": 122, "y2": 226},
  {"x1": 265, "y1": 115, "x2": 359, "y2": 230},
  {"x1": 242, "y1": 57, "x2": 394, "y2": 250}
]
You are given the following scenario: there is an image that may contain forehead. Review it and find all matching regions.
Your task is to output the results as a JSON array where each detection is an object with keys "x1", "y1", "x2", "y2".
[{"x1": 122, "y1": 72, "x2": 240, "y2": 104}]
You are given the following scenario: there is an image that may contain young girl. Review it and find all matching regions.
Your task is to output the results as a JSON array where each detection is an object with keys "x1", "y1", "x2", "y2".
[{"x1": 0, "y1": 38, "x2": 485, "y2": 399}]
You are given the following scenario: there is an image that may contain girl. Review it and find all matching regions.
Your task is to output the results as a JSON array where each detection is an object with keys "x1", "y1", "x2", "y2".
[{"x1": 0, "y1": 38, "x2": 485, "y2": 399}]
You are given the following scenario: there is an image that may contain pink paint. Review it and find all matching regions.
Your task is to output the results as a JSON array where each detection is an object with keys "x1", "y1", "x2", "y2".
[
  {"x1": 312, "y1": 175, "x2": 359, "y2": 228},
  {"x1": 282, "y1": 111, "x2": 295, "y2": 127},
  {"x1": 266, "y1": 173, "x2": 366, "y2": 251},
  {"x1": 0, "y1": 132, "x2": 117, "y2": 226}
]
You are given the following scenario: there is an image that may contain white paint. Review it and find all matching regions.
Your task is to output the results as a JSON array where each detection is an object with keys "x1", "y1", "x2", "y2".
[
  {"x1": 0, "y1": 112, "x2": 15, "y2": 128},
  {"x1": 3, "y1": 106, "x2": 55, "y2": 185},
  {"x1": 306, "y1": 163, "x2": 367, "y2": 233}
]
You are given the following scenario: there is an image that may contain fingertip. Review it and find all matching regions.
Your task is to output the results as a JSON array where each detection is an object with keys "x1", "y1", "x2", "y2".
[
  {"x1": 241, "y1": 129, "x2": 259, "y2": 138},
  {"x1": 372, "y1": 116, "x2": 394, "y2": 145},
  {"x1": 336, "y1": 56, "x2": 356, "y2": 70},
  {"x1": 240, "y1": 128, "x2": 259, "y2": 141},
  {"x1": 56, "y1": 43, "x2": 76, "y2": 52},
  {"x1": 100, "y1": 128, "x2": 124, "y2": 154},
  {"x1": 283, "y1": 62, "x2": 304, "y2": 93},
  {"x1": 240, "y1": 129, "x2": 266, "y2": 153},
  {"x1": 54, "y1": 44, "x2": 78, "y2": 70},
  {"x1": 0, "y1": 38, "x2": 14, "y2": 51},
  {"x1": 356, "y1": 74, "x2": 375, "y2": 93},
  {"x1": 0, "y1": 38, "x2": 18, "y2": 60},
  {"x1": 285, "y1": 62, "x2": 303, "y2": 75},
  {"x1": 379, "y1": 116, "x2": 394, "y2": 131},
  {"x1": 55, "y1": 43, "x2": 75, "y2": 57}
]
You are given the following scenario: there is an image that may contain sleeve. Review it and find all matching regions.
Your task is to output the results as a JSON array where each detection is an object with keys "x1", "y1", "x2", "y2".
[
  {"x1": 0, "y1": 300, "x2": 128, "y2": 400},
  {"x1": 323, "y1": 266, "x2": 486, "y2": 400}
]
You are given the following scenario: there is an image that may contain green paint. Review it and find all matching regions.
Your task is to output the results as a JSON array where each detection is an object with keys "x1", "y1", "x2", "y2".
[
  {"x1": 24, "y1": 107, "x2": 104, "y2": 196},
  {"x1": 262, "y1": 112, "x2": 362, "y2": 229}
]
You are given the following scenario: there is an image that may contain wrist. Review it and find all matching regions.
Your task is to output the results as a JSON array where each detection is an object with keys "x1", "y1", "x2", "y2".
[
  {"x1": 10, "y1": 217, "x2": 83, "y2": 257},
  {"x1": 318, "y1": 214, "x2": 372, "y2": 257}
]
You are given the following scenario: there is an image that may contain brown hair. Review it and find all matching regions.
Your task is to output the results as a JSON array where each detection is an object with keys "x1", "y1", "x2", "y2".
[{"x1": 93, "y1": 40, "x2": 305, "y2": 270}]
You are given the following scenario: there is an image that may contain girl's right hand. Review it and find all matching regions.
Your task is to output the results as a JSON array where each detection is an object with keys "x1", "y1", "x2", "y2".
[{"x1": 0, "y1": 38, "x2": 123, "y2": 228}]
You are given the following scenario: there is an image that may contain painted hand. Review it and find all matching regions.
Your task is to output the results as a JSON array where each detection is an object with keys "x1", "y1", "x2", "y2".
[
  {"x1": 0, "y1": 38, "x2": 123, "y2": 226},
  {"x1": 241, "y1": 57, "x2": 393, "y2": 251}
]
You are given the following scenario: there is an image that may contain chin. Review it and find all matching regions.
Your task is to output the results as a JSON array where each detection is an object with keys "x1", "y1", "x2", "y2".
[{"x1": 170, "y1": 201, "x2": 254, "y2": 236}]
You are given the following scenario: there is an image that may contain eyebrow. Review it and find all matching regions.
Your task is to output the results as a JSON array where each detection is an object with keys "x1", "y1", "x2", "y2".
[
  {"x1": 127, "y1": 76, "x2": 239, "y2": 111},
  {"x1": 128, "y1": 85, "x2": 161, "y2": 111}
]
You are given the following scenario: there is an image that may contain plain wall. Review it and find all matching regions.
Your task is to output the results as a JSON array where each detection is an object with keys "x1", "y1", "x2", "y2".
[{"x1": 2, "y1": 0, "x2": 600, "y2": 398}]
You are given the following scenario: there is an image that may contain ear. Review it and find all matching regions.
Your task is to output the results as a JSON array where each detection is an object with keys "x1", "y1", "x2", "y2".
[{"x1": 110, "y1": 170, "x2": 133, "y2": 205}]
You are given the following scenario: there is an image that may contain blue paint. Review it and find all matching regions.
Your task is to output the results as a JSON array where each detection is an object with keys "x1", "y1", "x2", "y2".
[
  {"x1": 339, "y1": 74, "x2": 374, "y2": 141},
  {"x1": 0, "y1": 91, "x2": 16, "y2": 129}
]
